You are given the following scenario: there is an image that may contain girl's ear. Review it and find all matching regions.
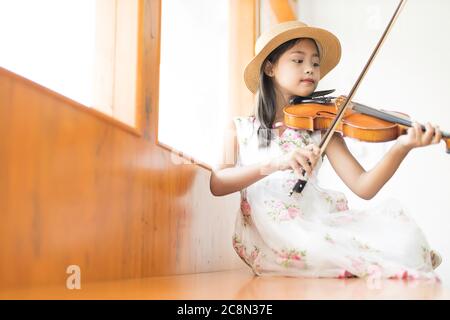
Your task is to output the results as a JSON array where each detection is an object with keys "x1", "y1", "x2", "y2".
[{"x1": 263, "y1": 61, "x2": 274, "y2": 77}]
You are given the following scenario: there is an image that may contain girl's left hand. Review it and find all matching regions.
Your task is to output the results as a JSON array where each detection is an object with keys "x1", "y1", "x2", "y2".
[{"x1": 396, "y1": 121, "x2": 442, "y2": 151}]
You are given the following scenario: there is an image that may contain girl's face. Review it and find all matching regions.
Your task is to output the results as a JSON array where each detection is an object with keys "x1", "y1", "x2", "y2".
[{"x1": 265, "y1": 38, "x2": 320, "y2": 99}]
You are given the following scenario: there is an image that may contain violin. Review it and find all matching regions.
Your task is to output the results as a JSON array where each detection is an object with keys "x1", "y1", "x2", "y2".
[
  {"x1": 287, "y1": 0, "x2": 448, "y2": 196},
  {"x1": 284, "y1": 91, "x2": 450, "y2": 152}
]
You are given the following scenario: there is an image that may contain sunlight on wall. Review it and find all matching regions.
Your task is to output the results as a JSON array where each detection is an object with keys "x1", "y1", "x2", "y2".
[
  {"x1": 159, "y1": 0, "x2": 229, "y2": 167},
  {"x1": 0, "y1": 0, "x2": 96, "y2": 106}
]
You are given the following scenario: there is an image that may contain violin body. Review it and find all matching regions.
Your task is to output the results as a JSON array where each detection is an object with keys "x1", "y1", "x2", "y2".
[
  {"x1": 284, "y1": 101, "x2": 409, "y2": 143},
  {"x1": 283, "y1": 95, "x2": 450, "y2": 152}
]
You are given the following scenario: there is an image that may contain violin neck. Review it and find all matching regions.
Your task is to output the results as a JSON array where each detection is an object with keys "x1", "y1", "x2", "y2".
[{"x1": 352, "y1": 102, "x2": 450, "y2": 139}]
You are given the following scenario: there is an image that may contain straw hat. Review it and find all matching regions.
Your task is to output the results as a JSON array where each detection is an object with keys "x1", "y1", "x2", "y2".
[{"x1": 244, "y1": 20, "x2": 342, "y2": 94}]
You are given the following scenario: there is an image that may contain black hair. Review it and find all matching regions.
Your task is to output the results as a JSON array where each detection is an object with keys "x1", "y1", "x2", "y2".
[{"x1": 256, "y1": 38, "x2": 319, "y2": 148}]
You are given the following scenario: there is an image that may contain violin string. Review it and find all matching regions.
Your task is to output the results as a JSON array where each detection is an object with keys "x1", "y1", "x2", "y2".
[{"x1": 353, "y1": 102, "x2": 450, "y2": 138}]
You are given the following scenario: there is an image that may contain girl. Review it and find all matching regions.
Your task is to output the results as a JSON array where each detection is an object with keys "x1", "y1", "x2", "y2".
[{"x1": 210, "y1": 21, "x2": 443, "y2": 280}]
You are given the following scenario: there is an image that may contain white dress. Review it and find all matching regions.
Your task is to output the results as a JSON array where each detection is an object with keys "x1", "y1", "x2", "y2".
[{"x1": 232, "y1": 115, "x2": 439, "y2": 281}]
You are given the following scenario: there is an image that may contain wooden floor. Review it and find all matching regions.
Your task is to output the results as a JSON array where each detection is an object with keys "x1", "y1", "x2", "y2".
[{"x1": 1, "y1": 268, "x2": 449, "y2": 300}]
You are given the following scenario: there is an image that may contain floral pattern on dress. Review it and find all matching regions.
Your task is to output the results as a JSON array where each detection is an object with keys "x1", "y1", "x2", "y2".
[
  {"x1": 232, "y1": 234, "x2": 247, "y2": 262},
  {"x1": 264, "y1": 199, "x2": 303, "y2": 222},
  {"x1": 321, "y1": 192, "x2": 349, "y2": 212},
  {"x1": 321, "y1": 192, "x2": 334, "y2": 206},
  {"x1": 351, "y1": 237, "x2": 381, "y2": 253},
  {"x1": 275, "y1": 248, "x2": 307, "y2": 268},
  {"x1": 335, "y1": 197, "x2": 349, "y2": 212},
  {"x1": 234, "y1": 116, "x2": 256, "y2": 147},
  {"x1": 232, "y1": 234, "x2": 262, "y2": 274},
  {"x1": 277, "y1": 129, "x2": 312, "y2": 153},
  {"x1": 240, "y1": 198, "x2": 252, "y2": 227}
]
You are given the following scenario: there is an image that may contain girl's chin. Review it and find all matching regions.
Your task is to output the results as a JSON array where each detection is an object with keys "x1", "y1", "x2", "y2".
[
  {"x1": 293, "y1": 84, "x2": 316, "y2": 97},
  {"x1": 293, "y1": 89, "x2": 315, "y2": 97}
]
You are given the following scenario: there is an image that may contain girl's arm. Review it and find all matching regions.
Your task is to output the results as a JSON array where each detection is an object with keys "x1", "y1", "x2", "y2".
[
  {"x1": 324, "y1": 132, "x2": 407, "y2": 200},
  {"x1": 325, "y1": 122, "x2": 442, "y2": 200},
  {"x1": 210, "y1": 162, "x2": 277, "y2": 196},
  {"x1": 210, "y1": 120, "x2": 321, "y2": 196}
]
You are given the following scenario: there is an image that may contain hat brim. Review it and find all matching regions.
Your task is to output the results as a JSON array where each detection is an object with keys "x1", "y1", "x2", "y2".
[{"x1": 244, "y1": 26, "x2": 341, "y2": 94}]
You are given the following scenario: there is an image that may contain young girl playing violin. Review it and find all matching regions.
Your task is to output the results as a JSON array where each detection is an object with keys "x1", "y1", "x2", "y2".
[{"x1": 210, "y1": 21, "x2": 442, "y2": 279}]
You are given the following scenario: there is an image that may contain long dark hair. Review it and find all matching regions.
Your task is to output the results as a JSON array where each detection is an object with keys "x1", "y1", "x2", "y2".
[{"x1": 256, "y1": 38, "x2": 318, "y2": 148}]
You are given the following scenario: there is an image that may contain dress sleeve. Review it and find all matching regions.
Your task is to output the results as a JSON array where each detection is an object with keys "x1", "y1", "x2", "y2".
[
  {"x1": 233, "y1": 116, "x2": 256, "y2": 150},
  {"x1": 233, "y1": 116, "x2": 255, "y2": 200}
]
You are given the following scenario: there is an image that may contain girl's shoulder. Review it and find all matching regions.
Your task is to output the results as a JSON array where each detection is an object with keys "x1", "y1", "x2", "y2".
[
  {"x1": 233, "y1": 115, "x2": 258, "y2": 142},
  {"x1": 233, "y1": 115, "x2": 257, "y2": 131},
  {"x1": 233, "y1": 114, "x2": 256, "y2": 124}
]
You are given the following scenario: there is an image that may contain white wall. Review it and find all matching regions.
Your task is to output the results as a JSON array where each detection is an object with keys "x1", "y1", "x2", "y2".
[
  {"x1": 298, "y1": 0, "x2": 450, "y2": 285},
  {"x1": 159, "y1": 0, "x2": 229, "y2": 167}
]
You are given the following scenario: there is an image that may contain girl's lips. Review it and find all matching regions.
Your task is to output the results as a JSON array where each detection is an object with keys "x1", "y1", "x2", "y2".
[{"x1": 301, "y1": 80, "x2": 315, "y2": 84}]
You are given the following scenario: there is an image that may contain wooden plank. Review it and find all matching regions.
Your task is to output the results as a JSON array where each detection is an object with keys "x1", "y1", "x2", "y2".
[{"x1": 1, "y1": 268, "x2": 449, "y2": 299}]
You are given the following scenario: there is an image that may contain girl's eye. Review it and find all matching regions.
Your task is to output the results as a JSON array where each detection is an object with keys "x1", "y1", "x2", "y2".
[{"x1": 292, "y1": 59, "x2": 320, "y2": 67}]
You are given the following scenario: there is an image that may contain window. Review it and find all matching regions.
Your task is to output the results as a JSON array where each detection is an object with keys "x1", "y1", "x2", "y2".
[
  {"x1": 159, "y1": 0, "x2": 230, "y2": 167},
  {"x1": 0, "y1": 0, "x2": 138, "y2": 127}
]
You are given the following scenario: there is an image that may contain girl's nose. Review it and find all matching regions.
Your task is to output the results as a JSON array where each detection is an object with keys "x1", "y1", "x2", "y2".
[{"x1": 304, "y1": 63, "x2": 314, "y2": 75}]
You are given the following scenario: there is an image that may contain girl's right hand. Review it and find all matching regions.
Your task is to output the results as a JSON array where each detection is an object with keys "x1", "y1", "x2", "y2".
[{"x1": 272, "y1": 144, "x2": 321, "y2": 177}]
